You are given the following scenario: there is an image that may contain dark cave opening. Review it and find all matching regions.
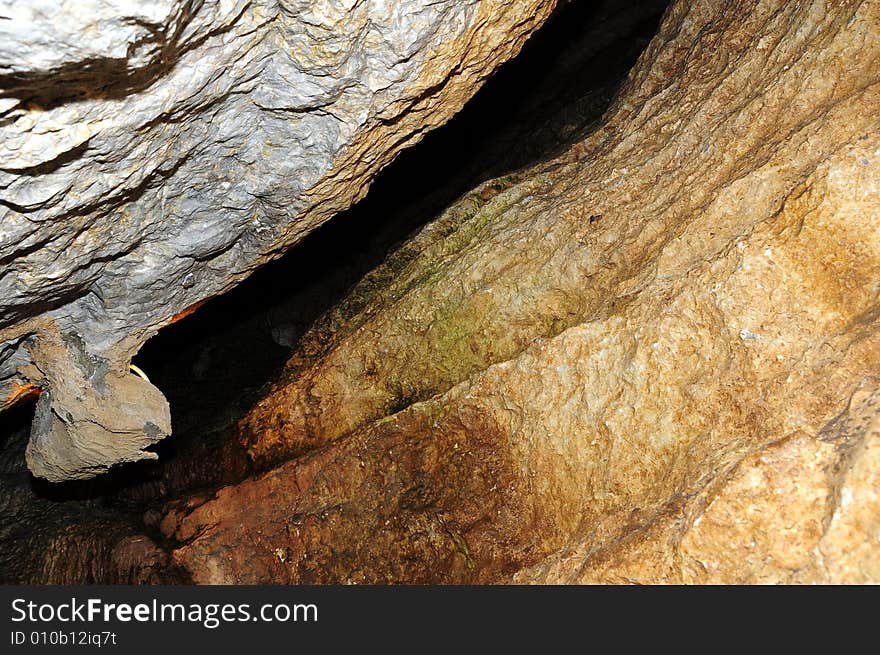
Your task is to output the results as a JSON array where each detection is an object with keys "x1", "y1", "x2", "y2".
[
  {"x1": 0, "y1": 0, "x2": 670, "y2": 583},
  {"x1": 133, "y1": 0, "x2": 667, "y2": 482}
]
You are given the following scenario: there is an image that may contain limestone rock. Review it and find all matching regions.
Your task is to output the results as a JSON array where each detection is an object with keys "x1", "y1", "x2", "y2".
[
  {"x1": 0, "y1": 0, "x2": 558, "y2": 479},
  {"x1": 516, "y1": 383, "x2": 880, "y2": 584},
  {"x1": 164, "y1": 0, "x2": 880, "y2": 583},
  {"x1": 24, "y1": 328, "x2": 171, "y2": 482}
]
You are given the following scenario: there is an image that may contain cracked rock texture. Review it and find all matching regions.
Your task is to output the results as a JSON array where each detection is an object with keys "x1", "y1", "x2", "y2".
[
  {"x1": 0, "y1": 0, "x2": 558, "y2": 480},
  {"x1": 162, "y1": 0, "x2": 880, "y2": 583}
]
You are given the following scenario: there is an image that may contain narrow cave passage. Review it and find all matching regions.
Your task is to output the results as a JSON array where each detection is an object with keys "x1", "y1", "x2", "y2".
[
  {"x1": 0, "y1": 0, "x2": 670, "y2": 583},
  {"x1": 132, "y1": 0, "x2": 669, "y2": 499}
]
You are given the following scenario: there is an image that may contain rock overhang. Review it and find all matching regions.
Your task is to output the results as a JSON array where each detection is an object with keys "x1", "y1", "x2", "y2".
[{"x1": 0, "y1": 0, "x2": 560, "y2": 480}]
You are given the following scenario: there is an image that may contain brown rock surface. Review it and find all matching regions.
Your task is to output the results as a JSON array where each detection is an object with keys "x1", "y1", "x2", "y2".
[{"x1": 163, "y1": 0, "x2": 880, "y2": 583}]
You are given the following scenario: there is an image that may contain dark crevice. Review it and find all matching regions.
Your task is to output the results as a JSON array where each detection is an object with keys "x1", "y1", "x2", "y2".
[
  {"x1": 0, "y1": 0, "x2": 670, "y2": 583},
  {"x1": 133, "y1": 0, "x2": 668, "y2": 484}
]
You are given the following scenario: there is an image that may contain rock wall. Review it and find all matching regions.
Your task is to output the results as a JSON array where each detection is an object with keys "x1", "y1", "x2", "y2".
[
  {"x1": 0, "y1": 0, "x2": 558, "y2": 480},
  {"x1": 162, "y1": 0, "x2": 880, "y2": 583}
]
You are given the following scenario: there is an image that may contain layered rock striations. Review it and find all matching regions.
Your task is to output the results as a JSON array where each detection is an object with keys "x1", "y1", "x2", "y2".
[
  {"x1": 162, "y1": 0, "x2": 880, "y2": 583},
  {"x1": 0, "y1": 0, "x2": 558, "y2": 480}
]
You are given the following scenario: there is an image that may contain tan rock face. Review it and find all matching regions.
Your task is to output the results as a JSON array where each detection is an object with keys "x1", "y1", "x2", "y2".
[
  {"x1": 163, "y1": 0, "x2": 880, "y2": 583},
  {"x1": 518, "y1": 383, "x2": 880, "y2": 584}
]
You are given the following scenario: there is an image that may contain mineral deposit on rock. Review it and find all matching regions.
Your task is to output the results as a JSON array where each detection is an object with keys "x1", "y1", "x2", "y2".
[{"x1": 162, "y1": 0, "x2": 880, "y2": 584}]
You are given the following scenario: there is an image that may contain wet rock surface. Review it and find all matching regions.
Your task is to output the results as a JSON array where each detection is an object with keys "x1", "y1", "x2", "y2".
[{"x1": 0, "y1": 403, "x2": 185, "y2": 584}]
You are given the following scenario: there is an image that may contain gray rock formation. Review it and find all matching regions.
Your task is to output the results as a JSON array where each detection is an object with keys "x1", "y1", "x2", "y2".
[{"x1": 0, "y1": 0, "x2": 556, "y2": 480}]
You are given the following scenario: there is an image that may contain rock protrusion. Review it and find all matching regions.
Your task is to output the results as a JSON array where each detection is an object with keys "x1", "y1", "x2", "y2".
[{"x1": 23, "y1": 330, "x2": 170, "y2": 482}]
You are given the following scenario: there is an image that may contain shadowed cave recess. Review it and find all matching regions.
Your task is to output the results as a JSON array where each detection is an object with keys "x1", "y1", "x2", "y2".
[
  {"x1": 6, "y1": 0, "x2": 880, "y2": 585},
  {"x1": 1, "y1": 0, "x2": 670, "y2": 583}
]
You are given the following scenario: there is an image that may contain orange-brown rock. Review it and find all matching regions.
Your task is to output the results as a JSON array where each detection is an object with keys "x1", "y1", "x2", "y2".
[{"x1": 163, "y1": 0, "x2": 880, "y2": 583}]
